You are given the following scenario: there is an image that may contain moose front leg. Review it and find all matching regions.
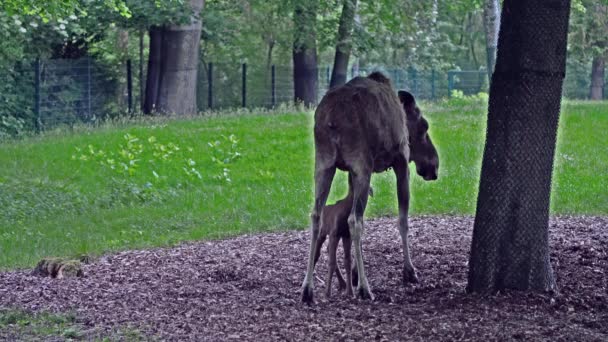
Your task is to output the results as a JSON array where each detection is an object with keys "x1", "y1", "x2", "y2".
[
  {"x1": 394, "y1": 158, "x2": 419, "y2": 284},
  {"x1": 301, "y1": 165, "x2": 336, "y2": 304}
]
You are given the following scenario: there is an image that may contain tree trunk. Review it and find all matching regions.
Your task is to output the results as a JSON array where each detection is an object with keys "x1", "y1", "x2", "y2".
[
  {"x1": 329, "y1": 0, "x2": 357, "y2": 89},
  {"x1": 467, "y1": 0, "x2": 572, "y2": 294},
  {"x1": 143, "y1": 26, "x2": 163, "y2": 114},
  {"x1": 156, "y1": 0, "x2": 204, "y2": 115},
  {"x1": 293, "y1": 0, "x2": 318, "y2": 107},
  {"x1": 482, "y1": 0, "x2": 501, "y2": 81},
  {"x1": 116, "y1": 29, "x2": 129, "y2": 108},
  {"x1": 589, "y1": 56, "x2": 605, "y2": 100},
  {"x1": 144, "y1": 0, "x2": 204, "y2": 115}
]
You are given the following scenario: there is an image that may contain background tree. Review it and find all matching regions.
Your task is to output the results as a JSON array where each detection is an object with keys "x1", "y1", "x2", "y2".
[
  {"x1": 329, "y1": 0, "x2": 358, "y2": 88},
  {"x1": 569, "y1": 0, "x2": 607, "y2": 100},
  {"x1": 467, "y1": 0, "x2": 572, "y2": 293},
  {"x1": 482, "y1": 0, "x2": 500, "y2": 79},
  {"x1": 293, "y1": 0, "x2": 319, "y2": 106},
  {"x1": 144, "y1": 0, "x2": 204, "y2": 115}
]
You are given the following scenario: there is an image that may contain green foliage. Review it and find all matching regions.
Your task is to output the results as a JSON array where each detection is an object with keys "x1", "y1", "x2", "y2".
[
  {"x1": 447, "y1": 90, "x2": 489, "y2": 107},
  {"x1": 569, "y1": 0, "x2": 608, "y2": 60},
  {"x1": 0, "y1": 0, "x2": 130, "y2": 22},
  {"x1": 71, "y1": 132, "x2": 210, "y2": 205},
  {"x1": 208, "y1": 134, "x2": 242, "y2": 182},
  {"x1": 0, "y1": 308, "x2": 149, "y2": 340},
  {"x1": 0, "y1": 309, "x2": 81, "y2": 340},
  {"x1": 0, "y1": 115, "x2": 26, "y2": 139}
]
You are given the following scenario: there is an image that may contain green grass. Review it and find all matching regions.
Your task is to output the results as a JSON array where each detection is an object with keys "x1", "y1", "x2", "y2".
[
  {"x1": 0, "y1": 101, "x2": 606, "y2": 270},
  {"x1": 0, "y1": 308, "x2": 149, "y2": 341},
  {"x1": 0, "y1": 309, "x2": 81, "y2": 340}
]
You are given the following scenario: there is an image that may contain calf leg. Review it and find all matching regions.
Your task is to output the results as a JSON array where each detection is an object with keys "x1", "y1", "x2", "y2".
[
  {"x1": 348, "y1": 169, "x2": 374, "y2": 300},
  {"x1": 393, "y1": 156, "x2": 419, "y2": 284},
  {"x1": 334, "y1": 237, "x2": 347, "y2": 292},
  {"x1": 312, "y1": 235, "x2": 326, "y2": 268},
  {"x1": 343, "y1": 236, "x2": 353, "y2": 296},
  {"x1": 301, "y1": 165, "x2": 336, "y2": 303},
  {"x1": 325, "y1": 235, "x2": 340, "y2": 298}
]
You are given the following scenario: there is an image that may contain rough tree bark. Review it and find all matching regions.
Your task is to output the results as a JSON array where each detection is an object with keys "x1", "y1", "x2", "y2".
[
  {"x1": 144, "y1": 0, "x2": 204, "y2": 115},
  {"x1": 293, "y1": 0, "x2": 319, "y2": 107},
  {"x1": 467, "y1": 0, "x2": 572, "y2": 293},
  {"x1": 329, "y1": 0, "x2": 357, "y2": 89},
  {"x1": 482, "y1": 0, "x2": 500, "y2": 80},
  {"x1": 589, "y1": 57, "x2": 605, "y2": 100}
]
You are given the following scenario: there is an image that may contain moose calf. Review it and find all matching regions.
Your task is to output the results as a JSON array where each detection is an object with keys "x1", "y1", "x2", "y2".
[{"x1": 313, "y1": 185, "x2": 372, "y2": 298}]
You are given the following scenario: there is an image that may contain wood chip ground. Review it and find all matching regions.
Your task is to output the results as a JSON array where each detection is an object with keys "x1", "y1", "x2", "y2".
[{"x1": 1, "y1": 216, "x2": 606, "y2": 341}]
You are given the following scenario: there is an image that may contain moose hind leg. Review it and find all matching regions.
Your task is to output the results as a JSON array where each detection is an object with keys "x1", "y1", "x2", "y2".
[
  {"x1": 343, "y1": 236, "x2": 353, "y2": 296},
  {"x1": 301, "y1": 165, "x2": 336, "y2": 303},
  {"x1": 348, "y1": 170, "x2": 374, "y2": 300}
]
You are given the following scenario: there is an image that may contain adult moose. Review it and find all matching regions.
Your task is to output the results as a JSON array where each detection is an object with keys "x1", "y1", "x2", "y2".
[{"x1": 301, "y1": 72, "x2": 439, "y2": 303}]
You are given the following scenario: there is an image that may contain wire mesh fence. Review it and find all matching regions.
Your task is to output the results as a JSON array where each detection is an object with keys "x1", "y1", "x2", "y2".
[
  {"x1": 0, "y1": 57, "x2": 138, "y2": 133},
  {"x1": 0, "y1": 57, "x2": 605, "y2": 133}
]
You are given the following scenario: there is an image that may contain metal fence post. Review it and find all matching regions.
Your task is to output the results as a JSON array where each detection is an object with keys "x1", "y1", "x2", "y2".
[
  {"x1": 87, "y1": 57, "x2": 92, "y2": 118},
  {"x1": 409, "y1": 67, "x2": 418, "y2": 96},
  {"x1": 242, "y1": 63, "x2": 247, "y2": 108},
  {"x1": 207, "y1": 62, "x2": 213, "y2": 109},
  {"x1": 448, "y1": 71, "x2": 454, "y2": 97},
  {"x1": 271, "y1": 65, "x2": 276, "y2": 107},
  {"x1": 34, "y1": 58, "x2": 41, "y2": 132},
  {"x1": 326, "y1": 66, "x2": 330, "y2": 86},
  {"x1": 395, "y1": 70, "x2": 401, "y2": 89},
  {"x1": 431, "y1": 69, "x2": 436, "y2": 100},
  {"x1": 127, "y1": 59, "x2": 133, "y2": 114}
]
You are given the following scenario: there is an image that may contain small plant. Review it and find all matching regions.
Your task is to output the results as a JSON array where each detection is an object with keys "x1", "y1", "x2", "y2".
[
  {"x1": 450, "y1": 89, "x2": 466, "y2": 99},
  {"x1": 447, "y1": 91, "x2": 489, "y2": 107},
  {"x1": 208, "y1": 134, "x2": 241, "y2": 182},
  {"x1": 72, "y1": 133, "x2": 204, "y2": 204}
]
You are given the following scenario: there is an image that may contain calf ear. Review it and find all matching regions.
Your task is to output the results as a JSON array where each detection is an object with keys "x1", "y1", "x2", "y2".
[{"x1": 398, "y1": 90, "x2": 419, "y2": 119}]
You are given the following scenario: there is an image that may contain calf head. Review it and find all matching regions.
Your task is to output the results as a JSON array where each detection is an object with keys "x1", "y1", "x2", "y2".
[{"x1": 398, "y1": 90, "x2": 439, "y2": 181}]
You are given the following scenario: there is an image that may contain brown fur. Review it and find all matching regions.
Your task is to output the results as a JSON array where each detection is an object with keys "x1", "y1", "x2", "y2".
[
  {"x1": 32, "y1": 258, "x2": 84, "y2": 279},
  {"x1": 301, "y1": 71, "x2": 439, "y2": 303}
]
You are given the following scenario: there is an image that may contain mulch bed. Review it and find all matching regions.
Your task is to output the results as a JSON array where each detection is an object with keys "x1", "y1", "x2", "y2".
[{"x1": 1, "y1": 216, "x2": 607, "y2": 341}]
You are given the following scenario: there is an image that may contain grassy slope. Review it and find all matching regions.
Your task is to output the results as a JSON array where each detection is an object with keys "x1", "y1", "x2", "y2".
[{"x1": 0, "y1": 101, "x2": 606, "y2": 269}]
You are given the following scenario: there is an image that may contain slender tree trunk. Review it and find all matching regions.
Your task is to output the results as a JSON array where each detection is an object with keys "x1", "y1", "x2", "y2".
[
  {"x1": 143, "y1": 26, "x2": 163, "y2": 114},
  {"x1": 329, "y1": 0, "x2": 357, "y2": 89},
  {"x1": 116, "y1": 29, "x2": 129, "y2": 107},
  {"x1": 156, "y1": 0, "x2": 205, "y2": 115},
  {"x1": 467, "y1": 0, "x2": 572, "y2": 294},
  {"x1": 293, "y1": 0, "x2": 319, "y2": 107},
  {"x1": 483, "y1": 0, "x2": 501, "y2": 80},
  {"x1": 589, "y1": 56, "x2": 605, "y2": 100}
]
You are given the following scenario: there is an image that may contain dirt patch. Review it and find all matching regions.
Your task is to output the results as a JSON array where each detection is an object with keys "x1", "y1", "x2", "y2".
[{"x1": 1, "y1": 216, "x2": 606, "y2": 341}]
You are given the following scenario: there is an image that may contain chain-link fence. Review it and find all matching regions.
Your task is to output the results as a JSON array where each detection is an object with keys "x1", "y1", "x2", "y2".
[{"x1": 1, "y1": 57, "x2": 605, "y2": 133}]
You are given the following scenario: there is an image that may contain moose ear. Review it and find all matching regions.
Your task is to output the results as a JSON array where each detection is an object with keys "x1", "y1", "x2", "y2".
[
  {"x1": 398, "y1": 90, "x2": 419, "y2": 119},
  {"x1": 398, "y1": 90, "x2": 416, "y2": 107}
]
